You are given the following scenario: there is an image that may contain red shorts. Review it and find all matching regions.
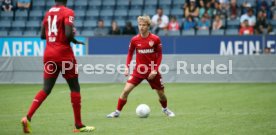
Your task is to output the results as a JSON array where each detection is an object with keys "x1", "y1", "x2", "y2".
[
  {"x1": 127, "y1": 74, "x2": 164, "y2": 90},
  {"x1": 43, "y1": 60, "x2": 78, "y2": 79}
]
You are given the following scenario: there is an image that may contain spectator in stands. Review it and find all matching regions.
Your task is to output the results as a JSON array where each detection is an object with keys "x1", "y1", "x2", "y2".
[
  {"x1": 263, "y1": 47, "x2": 271, "y2": 54},
  {"x1": 151, "y1": 7, "x2": 169, "y2": 34},
  {"x1": 109, "y1": 21, "x2": 121, "y2": 35},
  {"x1": 197, "y1": 13, "x2": 211, "y2": 30},
  {"x1": 218, "y1": 0, "x2": 229, "y2": 9},
  {"x1": 1, "y1": 0, "x2": 13, "y2": 12},
  {"x1": 17, "y1": 0, "x2": 31, "y2": 10},
  {"x1": 212, "y1": 15, "x2": 223, "y2": 30},
  {"x1": 241, "y1": 1, "x2": 252, "y2": 15},
  {"x1": 168, "y1": 16, "x2": 180, "y2": 31},
  {"x1": 240, "y1": 8, "x2": 256, "y2": 27},
  {"x1": 199, "y1": 1, "x2": 212, "y2": 18},
  {"x1": 213, "y1": 1, "x2": 227, "y2": 19},
  {"x1": 271, "y1": 0, "x2": 276, "y2": 20},
  {"x1": 183, "y1": 15, "x2": 196, "y2": 30},
  {"x1": 239, "y1": 20, "x2": 254, "y2": 35},
  {"x1": 122, "y1": 21, "x2": 136, "y2": 35},
  {"x1": 185, "y1": 0, "x2": 199, "y2": 20},
  {"x1": 94, "y1": 19, "x2": 109, "y2": 36},
  {"x1": 256, "y1": 0, "x2": 271, "y2": 19},
  {"x1": 255, "y1": 10, "x2": 273, "y2": 34},
  {"x1": 228, "y1": 0, "x2": 240, "y2": 20}
]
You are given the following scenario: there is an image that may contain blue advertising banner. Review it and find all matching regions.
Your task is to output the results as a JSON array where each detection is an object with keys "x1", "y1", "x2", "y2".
[
  {"x1": 265, "y1": 35, "x2": 276, "y2": 54},
  {"x1": 88, "y1": 35, "x2": 266, "y2": 55},
  {"x1": 0, "y1": 37, "x2": 87, "y2": 56}
]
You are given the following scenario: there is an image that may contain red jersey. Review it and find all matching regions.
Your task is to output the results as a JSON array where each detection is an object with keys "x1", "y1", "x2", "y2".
[
  {"x1": 126, "y1": 33, "x2": 162, "y2": 78},
  {"x1": 43, "y1": 5, "x2": 75, "y2": 62},
  {"x1": 239, "y1": 26, "x2": 254, "y2": 35}
]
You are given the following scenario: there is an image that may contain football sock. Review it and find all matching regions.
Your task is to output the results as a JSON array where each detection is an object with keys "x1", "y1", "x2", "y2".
[
  {"x1": 116, "y1": 98, "x2": 127, "y2": 111},
  {"x1": 27, "y1": 90, "x2": 48, "y2": 120},
  {"x1": 159, "y1": 100, "x2": 167, "y2": 108},
  {"x1": 71, "y1": 91, "x2": 83, "y2": 128}
]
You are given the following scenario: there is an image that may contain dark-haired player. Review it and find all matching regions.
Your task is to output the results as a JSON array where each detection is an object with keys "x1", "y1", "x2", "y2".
[
  {"x1": 107, "y1": 16, "x2": 175, "y2": 118},
  {"x1": 21, "y1": 0, "x2": 95, "y2": 133}
]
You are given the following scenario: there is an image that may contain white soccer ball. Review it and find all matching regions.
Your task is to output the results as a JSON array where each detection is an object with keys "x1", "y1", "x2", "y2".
[{"x1": 136, "y1": 104, "x2": 150, "y2": 118}]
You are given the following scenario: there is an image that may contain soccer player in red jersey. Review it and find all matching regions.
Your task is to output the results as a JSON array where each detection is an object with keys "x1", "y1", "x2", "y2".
[
  {"x1": 107, "y1": 16, "x2": 175, "y2": 118},
  {"x1": 21, "y1": 0, "x2": 95, "y2": 133}
]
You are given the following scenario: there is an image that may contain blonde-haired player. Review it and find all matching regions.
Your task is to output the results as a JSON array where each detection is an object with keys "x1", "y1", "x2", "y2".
[{"x1": 107, "y1": 16, "x2": 175, "y2": 118}]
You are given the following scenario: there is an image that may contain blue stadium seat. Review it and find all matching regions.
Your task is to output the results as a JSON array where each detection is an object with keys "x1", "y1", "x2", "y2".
[
  {"x1": 81, "y1": 30, "x2": 94, "y2": 37},
  {"x1": 197, "y1": 30, "x2": 210, "y2": 35},
  {"x1": 83, "y1": 20, "x2": 97, "y2": 30},
  {"x1": 0, "y1": 20, "x2": 12, "y2": 31},
  {"x1": 168, "y1": 30, "x2": 181, "y2": 36},
  {"x1": 130, "y1": 0, "x2": 144, "y2": 9},
  {"x1": 104, "y1": 19, "x2": 112, "y2": 28},
  {"x1": 159, "y1": 0, "x2": 172, "y2": 9},
  {"x1": 227, "y1": 20, "x2": 240, "y2": 29},
  {"x1": 46, "y1": 0, "x2": 55, "y2": 10},
  {"x1": 128, "y1": 9, "x2": 142, "y2": 20},
  {"x1": 158, "y1": 30, "x2": 168, "y2": 36},
  {"x1": 0, "y1": 12, "x2": 14, "y2": 21},
  {"x1": 15, "y1": 10, "x2": 28, "y2": 21},
  {"x1": 100, "y1": 9, "x2": 114, "y2": 20},
  {"x1": 211, "y1": 29, "x2": 225, "y2": 35},
  {"x1": 32, "y1": 0, "x2": 46, "y2": 10},
  {"x1": 182, "y1": 29, "x2": 195, "y2": 36},
  {"x1": 115, "y1": 20, "x2": 126, "y2": 27},
  {"x1": 23, "y1": 31, "x2": 37, "y2": 37},
  {"x1": 88, "y1": 0, "x2": 102, "y2": 9},
  {"x1": 173, "y1": 0, "x2": 186, "y2": 5},
  {"x1": 114, "y1": 9, "x2": 128, "y2": 20},
  {"x1": 117, "y1": 0, "x2": 130, "y2": 9},
  {"x1": 9, "y1": 30, "x2": 23, "y2": 36},
  {"x1": 12, "y1": 21, "x2": 26, "y2": 31},
  {"x1": 162, "y1": 8, "x2": 171, "y2": 16},
  {"x1": 26, "y1": 20, "x2": 40, "y2": 31},
  {"x1": 75, "y1": 20, "x2": 83, "y2": 30},
  {"x1": 145, "y1": 0, "x2": 157, "y2": 9},
  {"x1": 270, "y1": 20, "x2": 276, "y2": 27},
  {"x1": 67, "y1": 0, "x2": 74, "y2": 9},
  {"x1": 129, "y1": 19, "x2": 138, "y2": 27},
  {"x1": 143, "y1": 8, "x2": 156, "y2": 17},
  {"x1": 225, "y1": 29, "x2": 239, "y2": 35},
  {"x1": 74, "y1": 0, "x2": 88, "y2": 10},
  {"x1": 75, "y1": 10, "x2": 86, "y2": 20},
  {"x1": 170, "y1": 8, "x2": 183, "y2": 18},
  {"x1": 86, "y1": 9, "x2": 100, "y2": 20},
  {"x1": 102, "y1": 0, "x2": 116, "y2": 9},
  {"x1": 29, "y1": 10, "x2": 43, "y2": 20},
  {"x1": 0, "y1": 31, "x2": 8, "y2": 36}
]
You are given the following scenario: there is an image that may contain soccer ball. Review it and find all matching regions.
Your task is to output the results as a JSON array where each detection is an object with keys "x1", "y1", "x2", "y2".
[{"x1": 136, "y1": 104, "x2": 150, "y2": 118}]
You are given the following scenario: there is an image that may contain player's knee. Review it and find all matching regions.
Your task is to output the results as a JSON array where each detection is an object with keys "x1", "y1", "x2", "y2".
[{"x1": 42, "y1": 87, "x2": 52, "y2": 95}]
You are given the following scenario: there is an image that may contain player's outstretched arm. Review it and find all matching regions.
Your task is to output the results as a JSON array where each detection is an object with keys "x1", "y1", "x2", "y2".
[{"x1": 65, "y1": 25, "x2": 85, "y2": 45}]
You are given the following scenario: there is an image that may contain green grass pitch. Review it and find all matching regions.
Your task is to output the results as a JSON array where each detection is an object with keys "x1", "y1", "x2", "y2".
[{"x1": 0, "y1": 83, "x2": 276, "y2": 135}]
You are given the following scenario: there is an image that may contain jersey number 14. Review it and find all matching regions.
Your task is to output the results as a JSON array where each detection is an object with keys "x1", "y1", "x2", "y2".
[{"x1": 48, "y1": 15, "x2": 58, "y2": 42}]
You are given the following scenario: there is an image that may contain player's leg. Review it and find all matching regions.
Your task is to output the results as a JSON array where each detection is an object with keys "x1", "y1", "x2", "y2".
[
  {"x1": 21, "y1": 78, "x2": 57, "y2": 133},
  {"x1": 63, "y1": 60, "x2": 95, "y2": 132},
  {"x1": 148, "y1": 74, "x2": 175, "y2": 117},
  {"x1": 107, "y1": 76, "x2": 143, "y2": 118}
]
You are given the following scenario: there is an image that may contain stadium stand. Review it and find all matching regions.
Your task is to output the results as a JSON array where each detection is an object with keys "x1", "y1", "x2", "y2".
[{"x1": 0, "y1": 0, "x2": 275, "y2": 36}]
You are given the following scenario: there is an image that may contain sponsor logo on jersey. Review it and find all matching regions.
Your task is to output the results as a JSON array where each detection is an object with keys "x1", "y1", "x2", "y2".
[
  {"x1": 138, "y1": 49, "x2": 154, "y2": 54},
  {"x1": 69, "y1": 16, "x2": 74, "y2": 23},
  {"x1": 149, "y1": 40, "x2": 154, "y2": 47},
  {"x1": 49, "y1": 7, "x2": 60, "y2": 12}
]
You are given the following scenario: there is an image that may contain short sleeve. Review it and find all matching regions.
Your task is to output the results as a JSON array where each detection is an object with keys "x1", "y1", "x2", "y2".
[{"x1": 64, "y1": 10, "x2": 75, "y2": 26}]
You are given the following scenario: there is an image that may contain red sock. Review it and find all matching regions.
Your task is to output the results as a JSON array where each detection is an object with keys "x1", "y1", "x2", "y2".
[
  {"x1": 116, "y1": 98, "x2": 127, "y2": 111},
  {"x1": 27, "y1": 90, "x2": 48, "y2": 119},
  {"x1": 159, "y1": 100, "x2": 167, "y2": 108},
  {"x1": 71, "y1": 92, "x2": 83, "y2": 128}
]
